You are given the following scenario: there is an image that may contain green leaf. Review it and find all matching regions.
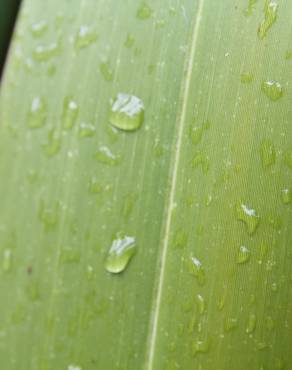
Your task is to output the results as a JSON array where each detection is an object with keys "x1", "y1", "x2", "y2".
[{"x1": 0, "y1": 0, "x2": 292, "y2": 369}]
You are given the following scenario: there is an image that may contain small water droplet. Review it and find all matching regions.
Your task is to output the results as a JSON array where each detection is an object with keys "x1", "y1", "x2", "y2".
[
  {"x1": 240, "y1": 71, "x2": 253, "y2": 83},
  {"x1": 2, "y1": 249, "x2": 12, "y2": 272},
  {"x1": 88, "y1": 177, "x2": 103, "y2": 194},
  {"x1": 94, "y1": 146, "x2": 121, "y2": 166},
  {"x1": 196, "y1": 294, "x2": 206, "y2": 314},
  {"x1": 33, "y1": 42, "x2": 59, "y2": 62},
  {"x1": 285, "y1": 50, "x2": 292, "y2": 60},
  {"x1": 260, "y1": 139, "x2": 276, "y2": 168},
  {"x1": 136, "y1": 2, "x2": 153, "y2": 19},
  {"x1": 246, "y1": 313, "x2": 257, "y2": 334},
  {"x1": 258, "y1": 1, "x2": 278, "y2": 39},
  {"x1": 42, "y1": 128, "x2": 61, "y2": 156},
  {"x1": 68, "y1": 365, "x2": 82, "y2": 370},
  {"x1": 86, "y1": 265, "x2": 94, "y2": 280},
  {"x1": 261, "y1": 80, "x2": 283, "y2": 101},
  {"x1": 244, "y1": 0, "x2": 258, "y2": 16},
  {"x1": 190, "y1": 152, "x2": 209, "y2": 173},
  {"x1": 30, "y1": 20, "x2": 48, "y2": 37},
  {"x1": 104, "y1": 233, "x2": 136, "y2": 274},
  {"x1": 271, "y1": 282, "x2": 278, "y2": 292},
  {"x1": 79, "y1": 122, "x2": 96, "y2": 138},
  {"x1": 224, "y1": 317, "x2": 238, "y2": 332},
  {"x1": 124, "y1": 33, "x2": 135, "y2": 48},
  {"x1": 236, "y1": 203, "x2": 260, "y2": 234},
  {"x1": 192, "y1": 338, "x2": 210, "y2": 356},
  {"x1": 62, "y1": 97, "x2": 79, "y2": 129},
  {"x1": 75, "y1": 26, "x2": 97, "y2": 49},
  {"x1": 27, "y1": 97, "x2": 47, "y2": 128},
  {"x1": 109, "y1": 93, "x2": 144, "y2": 131},
  {"x1": 281, "y1": 188, "x2": 291, "y2": 204},
  {"x1": 189, "y1": 257, "x2": 205, "y2": 285},
  {"x1": 284, "y1": 148, "x2": 292, "y2": 168},
  {"x1": 100, "y1": 61, "x2": 114, "y2": 82},
  {"x1": 237, "y1": 245, "x2": 250, "y2": 264}
]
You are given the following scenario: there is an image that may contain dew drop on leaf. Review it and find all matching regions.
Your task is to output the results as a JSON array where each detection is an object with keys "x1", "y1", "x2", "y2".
[
  {"x1": 30, "y1": 20, "x2": 48, "y2": 37},
  {"x1": 136, "y1": 2, "x2": 153, "y2": 19},
  {"x1": 237, "y1": 245, "x2": 250, "y2": 264},
  {"x1": 281, "y1": 188, "x2": 291, "y2": 204},
  {"x1": 2, "y1": 249, "x2": 12, "y2": 272},
  {"x1": 240, "y1": 71, "x2": 253, "y2": 83},
  {"x1": 42, "y1": 128, "x2": 61, "y2": 156},
  {"x1": 191, "y1": 338, "x2": 210, "y2": 356},
  {"x1": 27, "y1": 96, "x2": 47, "y2": 128},
  {"x1": 260, "y1": 139, "x2": 276, "y2": 168},
  {"x1": 62, "y1": 97, "x2": 79, "y2": 129},
  {"x1": 33, "y1": 42, "x2": 59, "y2": 62},
  {"x1": 94, "y1": 146, "x2": 121, "y2": 166},
  {"x1": 104, "y1": 234, "x2": 136, "y2": 274},
  {"x1": 236, "y1": 203, "x2": 260, "y2": 235},
  {"x1": 284, "y1": 148, "x2": 292, "y2": 168},
  {"x1": 258, "y1": 1, "x2": 278, "y2": 39},
  {"x1": 196, "y1": 294, "x2": 206, "y2": 314},
  {"x1": 75, "y1": 26, "x2": 97, "y2": 49},
  {"x1": 189, "y1": 257, "x2": 205, "y2": 285},
  {"x1": 246, "y1": 313, "x2": 257, "y2": 334},
  {"x1": 261, "y1": 80, "x2": 283, "y2": 101},
  {"x1": 109, "y1": 93, "x2": 144, "y2": 131},
  {"x1": 78, "y1": 122, "x2": 96, "y2": 138},
  {"x1": 100, "y1": 61, "x2": 114, "y2": 82},
  {"x1": 224, "y1": 317, "x2": 238, "y2": 332}
]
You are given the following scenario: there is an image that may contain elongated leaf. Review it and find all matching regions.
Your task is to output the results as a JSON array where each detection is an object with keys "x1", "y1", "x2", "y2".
[{"x1": 0, "y1": 0, "x2": 291, "y2": 370}]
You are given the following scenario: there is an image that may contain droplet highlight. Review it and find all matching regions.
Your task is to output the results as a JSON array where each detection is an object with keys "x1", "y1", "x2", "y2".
[
  {"x1": 236, "y1": 203, "x2": 260, "y2": 235},
  {"x1": 75, "y1": 26, "x2": 97, "y2": 49},
  {"x1": 62, "y1": 97, "x2": 79, "y2": 129}
]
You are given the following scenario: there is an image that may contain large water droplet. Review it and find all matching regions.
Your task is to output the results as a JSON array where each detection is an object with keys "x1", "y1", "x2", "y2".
[
  {"x1": 136, "y1": 3, "x2": 153, "y2": 19},
  {"x1": 104, "y1": 234, "x2": 136, "y2": 274},
  {"x1": 224, "y1": 317, "x2": 238, "y2": 332},
  {"x1": 42, "y1": 128, "x2": 61, "y2": 156},
  {"x1": 62, "y1": 97, "x2": 79, "y2": 129},
  {"x1": 100, "y1": 61, "x2": 114, "y2": 82},
  {"x1": 190, "y1": 257, "x2": 205, "y2": 285},
  {"x1": 261, "y1": 80, "x2": 283, "y2": 101},
  {"x1": 75, "y1": 26, "x2": 97, "y2": 49},
  {"x1": 79, "y1": 122, "x2": 96, "y2": 138},
  {"x1": 27, "y1": 97, "x2": 47, "y2": 128},
  {"x1": 30, "y1": 20, "x2": 48, "y2": 37},
  {"x1": 2, "y1": 249, "x2": 12, "y2": 272},
  {"x1": 94, "y1": 146, "x2": 121, "y2": 166},
  {"x1": 281, "y1": 188, "x2": 291, "y2": 204},
  {"x1": 258, "y1": 1, "x2": 278, "y2": 39},
  {"x1": 236, "y1": 203, "x2": 260, "y2": 234},
  {"x1": 246, "y1": 313, "x2": 257, "y2": 334},
  {"x1": 109, "y1": 93, "x2": 144, "y2": 131},
  {"x1": 237, "y1": 245, "x2": 250, "y2": 264},
  {"x1": 260, "y1": 139, "x2": 276, "y2": 168},
  {"x1": 33, "y1": 42, "x2": 59, "y2": 62},
  {"x1": 284, "y1": 149, "x2": 292, "y2": 168}
]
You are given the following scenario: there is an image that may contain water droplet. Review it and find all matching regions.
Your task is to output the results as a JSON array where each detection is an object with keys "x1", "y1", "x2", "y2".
[
  {"x1": 79, "y1": 122, "x2": 96, "y2": 138},
  {"x1": 136, "y1": 2, "x2": 153, "y2": 19},
  {"x1": 271, "y1": 282, "x2": 278, "y2": 292},
  {"x1": 240, "y1": 71, "x2": 253, "y2": 83},
  {"x1": 124, "y1": 33, "x2": 135, "y2": 48},
  {"x1": 42, "y1": 128, "x2": 61, "y2": 156},
  {"x1": 189, "y1": 121, "x2": 210, "y2": 145},
  {"x1": 192, "y1": 338, "x2": 210, "y2": 356},
  {"x1": 281, "y1": 188, "x2": 291, "y2": 204},
  {"x1": 38, "y1": 200, "x2": 59, "y2": 230},
  {"x1": 2, "y1": 249, "x2": 12, "y2": 272},
  {"x1": 173, "y1": 229, "x2": 188, "y2": 249},
  {"x1": 285, "y1": 50, "x2": 292, "y2": 60},
  {"x1": 109, "y1": 93, "x2": 144, "y2": 131},
  {"x1": 258, "y1": 1, "x2": 278, "y2": 39},
  {"x1": 244, "y1": 0, "x2": 258, "y2": 16},
  {"x1": 236, "y1": 203, "x2": 260, "y2": 234},
  {"x1": 284, "y1": 148, "x2": 292, "y2": 168},
  {"x1": 189, "y1": 257, "x2": 205, "y2": 285},
  {"x1": 60, "y1": 248, "x2": 81, "y2": 263},
  {"x1": 261, "y1": 80, "x2": 283, "y2": 101},
  {"x1": 75, "y1": 26, "x2": 97, "y2": 49},
  {"x1": 122, "y1": 192, "x2": 138, "y2": 219},
  {"x1": 260, "y1": 139, "x2": 276, "y2": 168},
  {"x1": 100, "y1": 61, "x2": 114, "y2": 82},
  {"x1": 237, "y1": 245, "x2": 250, "y2": 264},
  {"x1": 104, "y1": 233, "x2": 136, "y2": 274},
  {"x1": 68, "y1": 365, "x2": 82, "y2": 370},
  {"x1": 61, "y1": 97, "x2": 78, "y2": 129},
  {"x1": 86, "y1": 265, "x2": 94, "y2": 280},
  {"x1": 30, "y1": 20, "x2": 48, "y2": 37},
  {"x1": 27, "y1": 97, "x2": 47, "y2": 128},
  {"x1": 94, "y1": 146, "x2": 121, "y2": 166},
  {"x1": 190, "y1": 152, "x2": 209, "y2": 173},
  {"x1": 224, "y1": 317, "x2": 238, "y2": 332},
  {"x1": 88, "y1": 177, "x2": 103, "y2": 194},
  {"x1": 246, "y1": 313, "x2": 256, "y2": 334},
  {"x1": 33, "y1": 42, "x2": 59, "y2": 62},
  {"x1": 196, "y1": 294, "x2": 206, "y2": 314},
  {"x1": 265, "y1": 316, "x2": 275, "y2": 330}
]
